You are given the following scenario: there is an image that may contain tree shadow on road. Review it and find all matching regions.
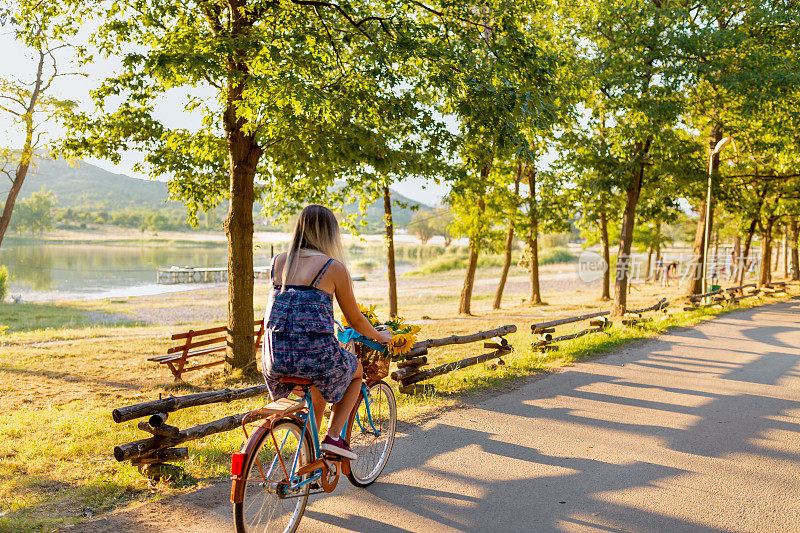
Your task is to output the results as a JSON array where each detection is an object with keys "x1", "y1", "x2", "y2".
[{"x1": 307, "y1": 300, "x2": 800, "y2": 532}]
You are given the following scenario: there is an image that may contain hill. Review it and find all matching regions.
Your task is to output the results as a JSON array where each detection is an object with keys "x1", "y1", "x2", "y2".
[
  {"x1": 16, "y1": 157, "x2": 432, "y2": 231},
  {"x1": 19, "y1": 158, "x2": 184, "y2": 213}
]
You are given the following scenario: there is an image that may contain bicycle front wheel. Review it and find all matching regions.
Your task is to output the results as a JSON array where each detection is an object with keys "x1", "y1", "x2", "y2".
[
  {"x1": 346, "y1": 380, "x2": 397, "y2": 487},
  {"x1": 234, "y1": 419, "x2": 311, "y2": 533}
]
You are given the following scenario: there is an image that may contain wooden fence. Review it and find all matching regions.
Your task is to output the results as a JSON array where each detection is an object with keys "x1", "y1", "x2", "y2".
[
  {"x1": 113, "y1": 280, "x2": 793, "y2": 479},
  {"x1": 389, "y1": 325, "x2": 515, "y2": 394},
  {"x1": 530, "y1": 281, "x2": 785, "y2": 352}
]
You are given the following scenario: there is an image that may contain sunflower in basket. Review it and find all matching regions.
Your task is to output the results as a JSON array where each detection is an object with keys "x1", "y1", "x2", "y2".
[
  {"x1": 387, "y1": 323, "x2": 421, "y2": 358},
  {"x1": 341, "y1": 303, "x2": 381, "y2": 328}
]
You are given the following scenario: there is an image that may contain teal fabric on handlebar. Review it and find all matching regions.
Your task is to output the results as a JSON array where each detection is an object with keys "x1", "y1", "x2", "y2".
[{"x1": 336, "y1": 328, "x2": 387, "y2": 353}]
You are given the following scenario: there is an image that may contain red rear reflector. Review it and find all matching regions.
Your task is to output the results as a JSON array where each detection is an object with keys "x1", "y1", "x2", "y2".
[{"x1": 231, "y1": 453, "x2": 246, "y2": 476}]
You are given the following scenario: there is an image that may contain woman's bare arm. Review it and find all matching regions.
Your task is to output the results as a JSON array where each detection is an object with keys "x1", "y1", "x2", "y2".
[{"x1": 331, "y1": 261, "x2": 392, "y2": 344}]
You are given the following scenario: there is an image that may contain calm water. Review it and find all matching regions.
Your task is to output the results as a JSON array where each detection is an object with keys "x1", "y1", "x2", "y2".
[{"x1": 0, "y1": 241, "x2": 414, "y2": 302}]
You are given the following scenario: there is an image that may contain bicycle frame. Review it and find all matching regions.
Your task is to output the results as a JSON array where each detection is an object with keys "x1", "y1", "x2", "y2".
[{"x1": 231, "y1": 381, "x2": 381, "y2": 503}]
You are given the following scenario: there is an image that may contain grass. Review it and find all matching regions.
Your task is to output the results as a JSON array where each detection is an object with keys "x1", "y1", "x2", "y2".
[
  {"x1": 402, "y1": 247, "x2": 576, "y2": 276},
  {"x1": 403, "y1": 253, "x2": 521, "y2": 276},
  {"x1": 0, "y1": 302, "x2": 144, "y2": 333},
  {"x1": 539, "y1": 247, "x2": 576, "y2": 265},
  {"x1": 0, "y1": 272, "x2": 794, "y2": 531}
]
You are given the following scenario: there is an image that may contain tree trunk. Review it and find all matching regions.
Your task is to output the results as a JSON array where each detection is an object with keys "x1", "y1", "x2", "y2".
[
  {"x1": 687, "y1": 200, "x2": 708, "y2": 294},
  {"x1": 0, "y1": 47, "x2": 46, "y2": 247},
  {"x1": 783, "y1": 224, "x2": 788, "y2": 278},
  {"x1": 772, "y1": 235, "x2": 780, "y2": 274},
  {"x1": 739, "y1": 219, "x2": 757, "y2": 286},
  {"x1": 713, "y1": 232, "x2": 719, "y2": 268},
  {"x1": 459, "y1": 239, "x2": 480, "y2": 315},
  {"x1": 791, "y1": 218, "x2": 799, "y2": 281},
  {"x1": 652, "y1": 220, "x2": 661, "y2": 282},
  {"x1": 383, "y1": 185, "x2": 398, "y2": 317},
  {"x1": 729, "y1": 235, "x2": 741, "y2": 281},
  {"x1": 493, "y1": 164, "x2": 522, "y2": 310},
  {"x1": 645, "y1": 247, "x2": 653, "y2": 281},
  {"x1": 223, "y1": 23, "x2": 263, "y2": 374},
  {"x1": 459, "y1": 165, "x2": 489, "y2": 315},
  {"x1": 758, "y1": 218, "x2": 776, "y2": 287},
  {"x1": 738, "y1": 185, "x2": 768, "y2": 285},
  {"x1": 613, "y1": 139, "x2": 650, "y2": 316},
  {"x1": 0, "y1": 159, "x2": 31, "y2": 248},
  {"x1": 527, "y1": 166, "x2": 542, "y2": 305},
  {"x1": 654, "y1": 246, "x2": 662, "y2": 282},
  {"x1": 686, "y1": 126, "x2": 723, "y2": 295},
  {"x1": 758, "y1": 238, "x2": 771, "y2": 287},
  {"x1": 599, "y1": 209, "x2": 611, "y2": 300},
  {"x1": 224, "y1": 142, "x2": 261, "y2": 374}
]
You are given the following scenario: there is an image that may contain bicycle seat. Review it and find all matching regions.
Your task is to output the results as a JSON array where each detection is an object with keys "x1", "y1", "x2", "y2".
[{"x1": 278, "y1": 376, "x2": 313, "y2": 386}]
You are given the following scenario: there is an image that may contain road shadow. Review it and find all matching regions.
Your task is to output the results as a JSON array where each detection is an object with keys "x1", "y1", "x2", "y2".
[{"x1": 306, "y1": 300, "x2": 800, "y2": 531}]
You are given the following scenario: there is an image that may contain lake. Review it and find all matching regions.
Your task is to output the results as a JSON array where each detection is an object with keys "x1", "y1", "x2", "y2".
[{"x1": 0, "y1": 240, "x2": 417, "y2": 302}]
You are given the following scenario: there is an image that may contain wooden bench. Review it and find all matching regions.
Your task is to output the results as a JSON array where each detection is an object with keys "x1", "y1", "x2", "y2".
[{"x1": 149, "y1": 319, "x2": 265, "y2": 381}]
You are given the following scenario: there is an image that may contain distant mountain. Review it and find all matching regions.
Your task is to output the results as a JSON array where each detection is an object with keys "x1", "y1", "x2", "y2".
[
  {"x1": 16, "y1": 157, "x2": 432, "y2": 231},
  {"x1": 18, "y1": 158, "x2": 184, "y2": 213}
]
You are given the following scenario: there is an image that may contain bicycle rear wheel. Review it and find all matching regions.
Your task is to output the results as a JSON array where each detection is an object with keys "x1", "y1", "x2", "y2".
[
  {"x1": 234, "y1": 419, "x2": 311, "y2": 533},
  {"x1": 346, "y1": 380, "x2": 397, "y2": 487}
]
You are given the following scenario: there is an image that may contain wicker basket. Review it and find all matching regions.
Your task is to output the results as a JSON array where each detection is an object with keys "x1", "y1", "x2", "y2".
[{"x1": 352, "y1": 341, "x2": 391, "y2": 382}]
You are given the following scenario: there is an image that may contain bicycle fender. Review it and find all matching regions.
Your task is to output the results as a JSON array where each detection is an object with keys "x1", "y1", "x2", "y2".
[{"x1": 231, "y1": 421, "x2": 269, "y2": 503}]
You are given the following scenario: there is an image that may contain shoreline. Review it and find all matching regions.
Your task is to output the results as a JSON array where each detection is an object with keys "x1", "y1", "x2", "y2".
[{"x1": 2, "y1": 227, "x2": 439, "y2": 246}]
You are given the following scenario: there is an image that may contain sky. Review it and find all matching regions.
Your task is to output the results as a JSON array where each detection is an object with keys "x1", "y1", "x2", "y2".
[{"x1": 0, "y1": 28, "x2": 452, "y2": 207}]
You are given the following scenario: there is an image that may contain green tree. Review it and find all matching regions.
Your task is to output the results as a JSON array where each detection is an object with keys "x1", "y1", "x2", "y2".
[
  {"x1": 491, "y1": 160, "x2": 522, "y2": 309},
  {"x1": 13, "y1": 187, "x2": 56, "y2": 235},
  {"x1": 67, "y1": 0, "x2": 463, "y2": 372},
  {"x1": 409, "y1": 209, "x2": 435, "y2": 245},
  {"x1": 562, "y1": 0, "x2": 686, "y2": 314},
  {"x1": 429, "y1": 207, "x2": 454, "y2": 246},
  {"x1": 679, "y1": 1, "x2": 800, "y2": 293},
  {"x1": 432, "y1": 2, "x2": 555, "y2": 315},
  {"x1": 258, "y1": 93, "x2": 455, "y2": 318},
  {"x1": 0, "y1": 264, "x2": 8, "y2": 302},
  {"x1": 517, "y1": 165, "x2": 572, "y2": 305},
  {"x1": 0, "y1": 0, "x2": 81, "y2": 247}
]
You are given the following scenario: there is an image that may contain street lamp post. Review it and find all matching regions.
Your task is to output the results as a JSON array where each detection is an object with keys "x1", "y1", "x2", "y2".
[{"x1": 702, "y1": 136, "x2": 732, "y2": 297}]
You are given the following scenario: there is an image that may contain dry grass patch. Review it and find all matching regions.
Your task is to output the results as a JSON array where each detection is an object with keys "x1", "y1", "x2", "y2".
[{"x1": 0, "y1": 269, "x2": 793, "y2": 531}]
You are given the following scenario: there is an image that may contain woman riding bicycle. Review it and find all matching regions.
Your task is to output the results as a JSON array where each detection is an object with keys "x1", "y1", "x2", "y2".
[{"x1": 263, "y1": 204, "x2": 392, "y2": 461}]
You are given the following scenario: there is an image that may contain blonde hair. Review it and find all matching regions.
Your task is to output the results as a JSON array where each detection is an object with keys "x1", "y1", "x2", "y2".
[{"x1": 282, "y1": 205, "x2": 345, "y2": 291}]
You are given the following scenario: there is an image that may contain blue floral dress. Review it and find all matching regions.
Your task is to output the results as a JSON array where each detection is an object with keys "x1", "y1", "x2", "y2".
[{"x1": 262, "y1": 257, "x2": 358, "y2": 403}]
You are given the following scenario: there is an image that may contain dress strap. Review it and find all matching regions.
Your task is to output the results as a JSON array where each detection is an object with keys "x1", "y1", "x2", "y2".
[
  {"x1": 310, "y1": 258, "x2": 334, "y2": 288},
  {"x1": 269, "y1": 255, "x2": 278, "y2": 284}
]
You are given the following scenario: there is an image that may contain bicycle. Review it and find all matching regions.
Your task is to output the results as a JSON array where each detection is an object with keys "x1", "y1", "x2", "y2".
[{"x1": 230, "y1": 336, "x2": 397, "y2": 533}]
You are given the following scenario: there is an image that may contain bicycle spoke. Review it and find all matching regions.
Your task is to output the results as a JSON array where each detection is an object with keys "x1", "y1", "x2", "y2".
[
  {"x1": 347, "y1": 382, "x2": 397, "y2": 487},
  {"x1": 235, "y1": 420, "x2": 310, "y2": 533}
]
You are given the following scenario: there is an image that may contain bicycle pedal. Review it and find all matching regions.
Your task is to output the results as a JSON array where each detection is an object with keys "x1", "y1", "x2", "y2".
[{"x1": 322, "y1": 452, "x2": 341, "y2": 461}]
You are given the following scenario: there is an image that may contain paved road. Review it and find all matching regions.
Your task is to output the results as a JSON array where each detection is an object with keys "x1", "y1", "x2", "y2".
[{"x1": 76, "y1": 299, "x2": 800, "y2": 532}]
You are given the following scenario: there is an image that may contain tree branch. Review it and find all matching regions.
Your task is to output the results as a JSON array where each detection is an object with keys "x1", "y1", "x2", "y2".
[
  {"x1": 0, "y1": 103, "x2": 23, "y2": 117},
  {"x1": 202, "y1": 4, "x2": 225, "y2": 36},
  {"x1": 314, "y1": 6, "x2": 345, "y2": 73},
  {"x1": 288, "y1": 0, "x2": 381, "y2": 42},
  {"x1": 407, "y1": 0, "x2": 489, "y2": 30},
  {"x1": 0, "y1": 95, "x2": 26, "y2": 107}
]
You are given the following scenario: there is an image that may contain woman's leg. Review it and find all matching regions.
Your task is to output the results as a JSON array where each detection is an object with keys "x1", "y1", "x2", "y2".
[
  {"x1": 308, "y1": 386, "x2": 326, "y2": 432},
  {"x1": 327, "y1": 361, "x2": 363, "y2": 438}
]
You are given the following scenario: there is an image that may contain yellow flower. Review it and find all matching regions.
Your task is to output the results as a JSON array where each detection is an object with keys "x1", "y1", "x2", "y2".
[
  {"x1": 357, "y1": 303, "x2": 380, "y2": 326},
  {"x1": 389, "y1": 328, "x2": 420, "y2": 357},
  {"x1": 343, "y1": 303, "x2": 381, "y2": 328}
]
